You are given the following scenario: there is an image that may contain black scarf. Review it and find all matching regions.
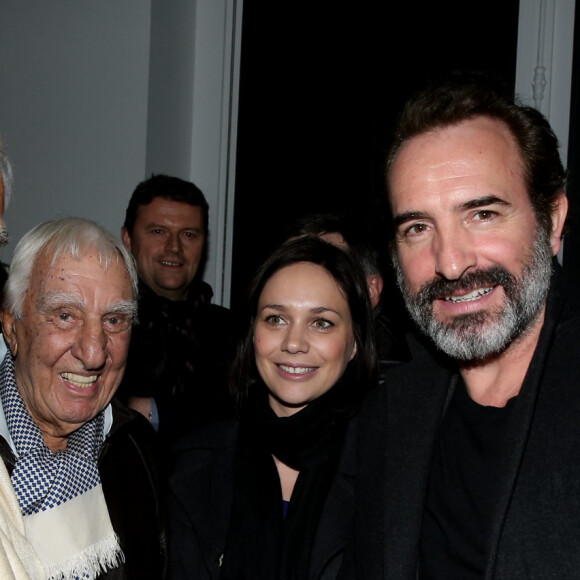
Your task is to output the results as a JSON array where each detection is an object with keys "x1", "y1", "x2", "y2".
[{"x1": 220, "y1": 370, "x2": 359, "y2": 580}]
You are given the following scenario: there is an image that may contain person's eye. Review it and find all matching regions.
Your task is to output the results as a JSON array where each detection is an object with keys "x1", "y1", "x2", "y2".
[
  {"x1": 103, "y1": 315, "x2": 130, "y2": 333},
  {"x1": 52, "y1": 311, "x2": 78, "y2": 328},
  {"x1": 473, "y1": 209, "x2": 498, "y2": 221},
  {"x1": 406, "y1": 222, "x2": 429, "y2": 235},
  {"x1": 265, "y1": 314, "x2": 285, "y2": 326},
  {"x1": 398, "y1": 221, "x2": 431, "y2": 241},
  {"x1": 312, "y1": 318, "x2": 333, "y2": 330}
]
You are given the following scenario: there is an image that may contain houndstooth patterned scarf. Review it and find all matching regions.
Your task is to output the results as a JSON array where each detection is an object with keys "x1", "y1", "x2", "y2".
[{"x1": 0, "y1": 355, "x2": 123, "y2": 580}]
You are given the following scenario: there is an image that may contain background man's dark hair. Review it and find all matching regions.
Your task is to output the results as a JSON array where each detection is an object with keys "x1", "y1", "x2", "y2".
[
  {"x1": 280, "y1": 211, "x2": 383, "y2": 278},
  {"x1": 123, "y1": 174, "x2": 209, "y2": 235},
  {"x1": 385, "y1": 71, "x2": 566, "y2": 236}
]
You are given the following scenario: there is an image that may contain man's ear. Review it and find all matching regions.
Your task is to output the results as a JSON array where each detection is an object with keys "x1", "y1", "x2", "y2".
[
  {"x1": 121, "y1": 226, "x2": 132, "y2": 252},
  {"x1": 367, "y1": 274, "x2": 384, "y2": 309},
  {"x1": 1, "y1": 310, "x2": 18, "y2": 357},
  {"x1": 550, "y1": 192, "x2": 568, "y2": 256}
]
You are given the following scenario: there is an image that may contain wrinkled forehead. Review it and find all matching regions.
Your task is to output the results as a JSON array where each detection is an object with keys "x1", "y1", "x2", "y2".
[{"x1": 30, "y1": 248, "x2": 133, "y2": 300}]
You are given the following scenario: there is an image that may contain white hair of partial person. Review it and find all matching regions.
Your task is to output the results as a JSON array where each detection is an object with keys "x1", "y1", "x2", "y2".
[
  {"x1": 4, "y1": 217, "x2": 139, "y2": 318},
  {"x1": 0, "y1": 135, "x2": 13, "y2": 207}
]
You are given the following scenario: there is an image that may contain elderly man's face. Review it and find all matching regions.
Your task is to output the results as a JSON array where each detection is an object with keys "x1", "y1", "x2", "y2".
[{"x1": 2, "y1": 250, "x2": 134, "y2": 450}]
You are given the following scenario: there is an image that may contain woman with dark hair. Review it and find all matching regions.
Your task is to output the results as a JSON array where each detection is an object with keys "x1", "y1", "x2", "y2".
[{"x1": 166, "y1": 236, "x2": 376, "y2": 579}]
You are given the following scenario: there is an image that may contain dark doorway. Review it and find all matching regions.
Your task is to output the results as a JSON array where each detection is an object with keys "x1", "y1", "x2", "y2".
[{"x1": 231, "y1": 3, "x2": 520, "y2": 308}]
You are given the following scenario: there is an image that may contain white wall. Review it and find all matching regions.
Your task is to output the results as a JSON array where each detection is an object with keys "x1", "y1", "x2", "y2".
[
  {"x1": 0, "y1": 0, "x2": 242, "y2": 306},
  {"x1": 146, "y1": 0, "x2": 242, "y2": 305},
  {"x1": 0, "y1": 1, "x2": 151, "y2": 264},
  {"x1": 516, "y1": 0, "x2": 576, "y2": 164},
  {"x1": 516, "y1": 0, "x2": 576, "y2": 263}
]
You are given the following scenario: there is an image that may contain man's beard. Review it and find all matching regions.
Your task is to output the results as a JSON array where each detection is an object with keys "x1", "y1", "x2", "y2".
[
  {"x1": 0, "y1": 224, "x2": 9, "y2": 247},
  {"x1": 393, "y1": 229, "x2": 554, "y2": 361}
]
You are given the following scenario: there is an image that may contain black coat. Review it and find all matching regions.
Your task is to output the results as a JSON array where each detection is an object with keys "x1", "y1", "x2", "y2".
[
  {"x1": 166, "y1": 419, "x2": 356, "y2": 580},
  {"x1": 0, "y1": 399, "x2": 167, "y2": 580},
  {"x1": 343, "y1": 268, "x2": 580, "y2": 579},
  {"x1": 117, "y1": 281, "x2": 235, "y2": 444}
]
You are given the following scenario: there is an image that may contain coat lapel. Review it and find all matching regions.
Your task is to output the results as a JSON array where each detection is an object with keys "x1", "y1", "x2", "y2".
[
  {"x1": 483, "y1": 279, "x2": 564, "y2": 578},
  {"x1": 168, "y1": 421, "x2": 237, "y2": 576},
  {"x1": 310, "y1": 419, "x2": 358, "y2": 579},
  {"x1": 381, "y1": 338, "x2": 453, "y2": 578}
]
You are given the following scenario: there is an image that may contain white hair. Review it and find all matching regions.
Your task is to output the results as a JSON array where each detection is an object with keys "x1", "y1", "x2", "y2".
[
  {"x1": 0, "y1": 135, "x2": 13, "y2": 207},
  {"x1": 4, "y1": 217, "x2": 139, "y2": 318}
]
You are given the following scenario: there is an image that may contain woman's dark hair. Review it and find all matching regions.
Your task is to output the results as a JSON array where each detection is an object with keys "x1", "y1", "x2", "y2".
[{"x1": 230, "y1": 236, "x2": 376, "y2": 410}]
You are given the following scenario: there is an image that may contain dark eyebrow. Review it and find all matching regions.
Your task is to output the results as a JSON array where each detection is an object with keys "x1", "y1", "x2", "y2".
[
  {"x1": 392, "y1": 211, "x2": 430, "y2": 230},
  {"x1": 258, "y1": 304, "x2": 343, "y2": 318},
  {"x1": 393, "y1": 196, "x2": 511, "y2": 230},
  {"x1": 458, "y1": 195, "x2": 511, "y2": 210},
  {"x1": 259, "y1": 304, "x2": 285, "y2": 312}
]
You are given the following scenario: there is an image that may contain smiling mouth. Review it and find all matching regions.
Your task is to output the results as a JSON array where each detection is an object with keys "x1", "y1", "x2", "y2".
[
  {"x1": 278, "y1": 364, "x2": 317, "y2": 375},
  {"x1": 160, "y1": 260, "x2": 182, "y2": 267},
  {"x1": 61, "y1": 372, "x2": 98, "y2": 388},
  {"x1": 444, "y1": 287, "x2": 494, "y2": 304}
]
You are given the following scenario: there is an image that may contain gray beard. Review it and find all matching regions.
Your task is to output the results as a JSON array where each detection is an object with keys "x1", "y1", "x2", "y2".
[{"x1": 393, "y1": 229, "x2": 554, "y2": 361}]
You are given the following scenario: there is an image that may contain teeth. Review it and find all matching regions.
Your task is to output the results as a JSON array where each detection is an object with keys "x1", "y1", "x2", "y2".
[
  {"x1": 61, "y1": 373, "x2": 97, "y2": 388},
  {"x1": 161, "y1": 260, "x2": 180, "y2": 266},
  {"x1": 445, "y1": 287, "x2": 493, "y2": 303},
  {"x1": 279, "y1": 365, "x2": 316, "y2": 375}
]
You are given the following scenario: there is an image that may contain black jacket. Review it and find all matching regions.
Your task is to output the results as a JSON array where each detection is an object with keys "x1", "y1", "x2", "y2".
[
  {"x1": 118, "y1": 281, "x2": 235, "y2": 444},
  {"x1": 0, "y1": 399, "x2": 167, "y2": 580},
  {"x1": 343, "y1": 267, "x2": 580, "y2": 579},
  {"x1": 166, "y1": 419, "x2": 356, "y2": 580}
]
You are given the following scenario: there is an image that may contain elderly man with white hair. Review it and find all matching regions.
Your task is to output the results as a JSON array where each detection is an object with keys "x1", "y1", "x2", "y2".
[{"x1": 0, "y1": 217, "x2": 166, "y2": 579}]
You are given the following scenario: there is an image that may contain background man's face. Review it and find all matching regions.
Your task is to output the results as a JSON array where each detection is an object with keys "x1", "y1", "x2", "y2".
[
  {"x1": 122, "y1": 197, "x2": 205, "y2": 301},
  {"x1": 2, "y1": 251, "x2": 134, "y2": 449},
  {"x1": 389, "y1": 116, "x2": 563, "y2": 360}
]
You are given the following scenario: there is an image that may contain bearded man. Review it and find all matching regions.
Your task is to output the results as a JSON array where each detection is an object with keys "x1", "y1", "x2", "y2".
[{"x1": 341, "y1": 73, "x2": 580, "y2": 579}]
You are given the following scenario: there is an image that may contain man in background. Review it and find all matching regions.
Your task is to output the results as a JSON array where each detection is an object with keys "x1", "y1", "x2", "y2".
[{"x1": 119, "y1": 174, "x2": 234, "y2": 444}]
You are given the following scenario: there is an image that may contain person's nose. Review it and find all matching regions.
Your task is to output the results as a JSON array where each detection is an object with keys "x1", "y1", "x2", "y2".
[
  {"x1": 281, "y1": 323, "x2": 309, "y2": 354},
  {"x1": 433, "y1": 226, "x2": 476, "y2": 281},
  {"x1": 165, "y1": 232, "x2": 182, "y2": 254},
  {"x1": 72, "y1": 319, "x2": 108, "y2": 370}
]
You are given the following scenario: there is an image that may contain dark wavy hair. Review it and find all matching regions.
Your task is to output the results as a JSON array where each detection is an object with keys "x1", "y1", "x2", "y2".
[
  {"x1": 230, "y1": 236, "x2": 377, "y2": 410},
  {"x1": 385, "y1": 71, "x2": 566, "y2": 236},
  {"x1": 123, "y1": 174, "x2": 209, "y2": 235}
]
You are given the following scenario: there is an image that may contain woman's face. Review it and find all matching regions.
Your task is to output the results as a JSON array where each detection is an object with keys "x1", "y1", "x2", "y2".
[{"x1": 253, "y1": 262, "x2": 357, "y2": 417}]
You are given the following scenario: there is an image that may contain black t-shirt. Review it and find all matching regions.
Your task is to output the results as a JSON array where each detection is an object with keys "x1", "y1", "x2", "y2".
[{"x1": 419, "y1": 378, "x2": 517, "y2": 579}]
